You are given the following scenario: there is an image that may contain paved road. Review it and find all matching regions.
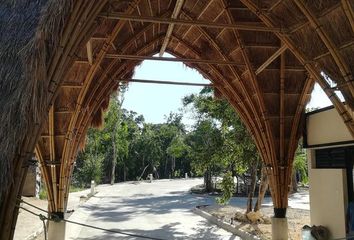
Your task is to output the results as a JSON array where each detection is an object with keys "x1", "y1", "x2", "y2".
[{"x1": 67, "y1": 179, "x2": 239, "y2": 240}]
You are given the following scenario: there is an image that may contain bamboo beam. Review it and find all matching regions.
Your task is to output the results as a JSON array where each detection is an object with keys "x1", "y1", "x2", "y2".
[
  {"x1": 279, "y1": 43, "x2": 286, "y2": 208},
  {"x1": 314, "y1": 40, "x2": 354, "y2": 60},
  {"x1": 1, "y1": 2, "x2": 109, "y2": 239},
  {"x1": 171, "y1": 11, "x2": 273, "y2": 167},
  {"x1": 159, "y1": 0, "x2": 184, "y2": 56},
  {"x1": 183, "y1": 4, "x2": 274, "y2": 172},
  {"x1": 267, "y1": 0, "x2": 283, "y2": 13},
  {"x1": 86, "y1": 39, "x2": 93, "y2": 65},
  {"x1": 173, "y1": 1, "x2": 216, "y2": 52},
  {"x1": 58, "y1": 1, "x2": 142, "y2": 212},
  {"x1": 117, "y1": 78, "x2": 213, "y2": 87},
  {"x1": 105, "y1": 53, "x2": 246, "y2": 66},
  {"x1": 98, "y1": 12, "x2": 287, "y2": 32},
  {"x1": 48, "y1": 106, "x2": 58, "y2": 212},
  {"x1": 294, "y1": 0, "x2": 354, "y2": 97},
  {"x1": 342, "y1": 0, "x2": 354, "y2": 33},
  {"x1": 35, "y1": 146, "x2": 55, "y2": 212},
  {"x1": 223, "y1": 0, "x2": 276, "y2": 167},
  {"x1": 255, "y1": 45, "x2": 287, "y2": 75},
  {"x1": 240, "y1": 0, "x2": 354, "y2": 139}
]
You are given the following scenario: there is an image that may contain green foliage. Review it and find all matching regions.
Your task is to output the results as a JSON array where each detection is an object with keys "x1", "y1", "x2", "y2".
[
  {"x1": 74, "y1": 151, "x2": 104, "y2": 187},
  {"x1": 217, "y1": 172, "x2": 235, "y2": 205},
  {"x1": 71, "y1": 85, "x2": 261, "y2": 202},
  {"x1": 39, "y1": 187, "x2": 47, "y2": 200},
  {"x1": 293, "y1": 144, "x2": 308, "y2": 184}
]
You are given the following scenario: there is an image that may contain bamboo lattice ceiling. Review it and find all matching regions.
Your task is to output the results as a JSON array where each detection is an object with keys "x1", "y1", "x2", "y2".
[{"x1": 21, "y1": 0, "x2": 354, "y2": 214}]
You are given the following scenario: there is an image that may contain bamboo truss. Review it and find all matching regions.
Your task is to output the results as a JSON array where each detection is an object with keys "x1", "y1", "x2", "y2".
[{"x1": 0, "y1": 1, "x2": 353, "y2": 238}]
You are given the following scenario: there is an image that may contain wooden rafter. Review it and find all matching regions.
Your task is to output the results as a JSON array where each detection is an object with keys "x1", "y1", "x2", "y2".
[
  {"x1": 159, "y1": 0, "x2": 184, "y2": 56},
  {"x1": 255, "y1": 45, "x2": 287, "y2": 75},
  {"x1": 99, "y1": 12, "x2": 287, "y2": 32}
]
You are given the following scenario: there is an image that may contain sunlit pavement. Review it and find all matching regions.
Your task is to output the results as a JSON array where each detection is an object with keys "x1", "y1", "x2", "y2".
[{"x1": 66, "y1": 178, "x2": 240, "y2": 240}]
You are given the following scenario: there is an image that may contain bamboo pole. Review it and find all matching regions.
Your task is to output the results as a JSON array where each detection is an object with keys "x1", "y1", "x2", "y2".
[
  {"x1": 159, "y1": 0, "x2": 184, "y2": 56},
  {"x1": 57, "y1": 1, "x2": 108, "y2": 212},
  {"x1": 256, "y1": 45, "x2": 287, "y2": 75},
  {"x1": 49, "y1": 106, "x2": 58, "y2": 212},
  {"x1": 240, "y1": 0, "x2": 354, "y2": 139},
  {"x1": 293, "y1": 0, "x2": 354, "y2": 100},
  {"x1": 1, "y1": 2, "x2": 109, "y2": 238},
  {"x1": 105, "y1": 53, "x2": 247, "y2": 66},
  {"x1": 59, "y1": 1, "x2": 142, "y2": 211},
  {"x1": 342, "y1": 0, "x2": 354, "y2": 33},
  {"x1": 178, "y1": 10, "x2": 274, "y2": 166},
  {"x1": 279, "y1": 44, "x2": 286, "y2": 209},
  {"x1": 117, "y1": 78, "x2": 213, "y2": 87},
  {"x1": 221, "y1": 0, "x2": 276, "y2": 178},
  {"x1": 98, "y1": 12, "x2": 287, "y2": 32},
  {"x1": 240, "y1": 0, "x2": 354, "y2": 209},
  {"x1": 35, "y1": 146, "x2": 55, "y2": 212}
]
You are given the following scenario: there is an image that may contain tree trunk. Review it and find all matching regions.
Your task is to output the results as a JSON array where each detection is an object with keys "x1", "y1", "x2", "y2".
[
  {"x1": 171, "y1": 157, "x2": 175, "y2": 178},
  {"x1": 290, "y1": 169, "x2": 298, "y2": 193},
  {"x1": 164, "y1": 157, "x2": 168, "y2": 178},
  {"x1": 247, "y1": 161, "x2": 258, "y2": 213},
  {"x1": 254, "y1": 166, "x2": 269, "y2": 212},
  {"x1": 123, "y1": 163, "x2": 127, "y2": 182},
  {"x1": 204, "y1": 168, "x2": 213, "y2": 192},
  {"x1": 235, "y1": 175, "x2": 239, "y2": 194},
  {"x1": 111, "y1": 140, "x2": 116, "y2": 185}
]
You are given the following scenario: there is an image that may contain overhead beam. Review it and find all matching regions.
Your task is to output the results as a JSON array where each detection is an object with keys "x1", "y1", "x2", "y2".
[
  {"x1": 117, "y1": 78, "x2": 213, "y2": 87},
  {"x1": 98, "y1": 12, "x2": 287, "y2": 32},
  {"x1": 86, "y1": 39, "x2": 93, "y2": 65},
  {"x1": 255, "y1": 44, "x2": 287, "y2": 75},
  {"x1": 48, "y1": 106, "x2": 58, "y2": 212},
  {"x1": 294, "y1": 0, "x2": 354, "y2": 96},
  {"x1": 342, "y1": 0, "x2": 354, "y2": 32},
  {"x1": 105, "y1": 53, "x2": 246, "y2": 66},
  {"x1": 159, "y1": 0, "x2": 184, "y2": 56}
]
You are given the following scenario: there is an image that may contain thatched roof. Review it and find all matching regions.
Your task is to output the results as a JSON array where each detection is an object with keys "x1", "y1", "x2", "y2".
[{"x1": 0, "y1": 0, "x2": 353, "y2": 215}]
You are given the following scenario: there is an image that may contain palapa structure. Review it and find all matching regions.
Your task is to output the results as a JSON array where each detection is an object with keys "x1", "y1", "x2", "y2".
[{"x1": 0, "y1": 0, "x2": 353, "y2": 239}]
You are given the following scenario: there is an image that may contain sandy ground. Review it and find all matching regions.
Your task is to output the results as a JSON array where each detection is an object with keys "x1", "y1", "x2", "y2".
[
  {"x1": 203, "y1": 205, "x2": 310, "y2": 240},
  {"x1": 22, "y1": 180, "x2": 310, "y2": 240}
]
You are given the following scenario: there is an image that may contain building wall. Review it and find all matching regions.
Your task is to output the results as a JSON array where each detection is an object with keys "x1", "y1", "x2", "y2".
[
  {"x1": 308, "y1": 149, "x2": 348, "y2": 239},
  {"x1": 22, "y1": 165, "x2": 41, "y2": 197}
]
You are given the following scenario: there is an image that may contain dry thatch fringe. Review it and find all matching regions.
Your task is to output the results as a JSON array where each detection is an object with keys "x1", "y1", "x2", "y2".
[
  {"x1": 90, "y1": 108, "x2": 104, "y2": 129},
  {"x1": 0, "y1": 0, "x2": 73, "y2": 199}
]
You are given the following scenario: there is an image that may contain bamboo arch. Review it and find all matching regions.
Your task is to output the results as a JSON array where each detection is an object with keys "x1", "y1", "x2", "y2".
[{"x1": 0, "y1": 1, "x2": 353, "y2": 239}]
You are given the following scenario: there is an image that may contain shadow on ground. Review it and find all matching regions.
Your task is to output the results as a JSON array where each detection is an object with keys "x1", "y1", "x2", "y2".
[{"x1": 75, "y1": 221, "x2": 238, "y2": 240}]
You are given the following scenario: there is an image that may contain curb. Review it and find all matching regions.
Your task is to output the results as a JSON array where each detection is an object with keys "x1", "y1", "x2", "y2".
[{"x1": 193, "y1": 206, "x2": 260, "y2": 240}]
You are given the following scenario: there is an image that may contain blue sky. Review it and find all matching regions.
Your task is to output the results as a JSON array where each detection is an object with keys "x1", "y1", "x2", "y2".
[{"x1": 123, "y1": 53, "x2": 332, "y2": 125}]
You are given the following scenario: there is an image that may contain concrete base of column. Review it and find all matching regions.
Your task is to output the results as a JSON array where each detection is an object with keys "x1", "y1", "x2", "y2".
[
  {"x1": 48, "y1": 220, "x2": 66, "y2": 240},
  {"x1": 271, "y1": 217, "x2": 288, "y2": 240}
]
